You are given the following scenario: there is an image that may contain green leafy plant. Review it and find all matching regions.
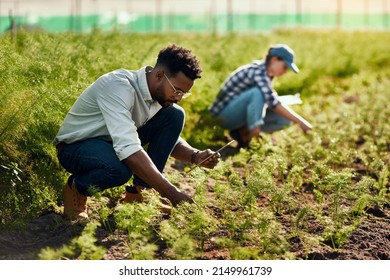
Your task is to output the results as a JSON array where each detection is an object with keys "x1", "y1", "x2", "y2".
[
  {"x1": 114, "y1": 191, "x2": 163, "y2": 259},
  {"x1": 39, "y1": 221, "x2": 106, "y2": 260},
  {"x1": 0, "y1": 30, "x2": 389, "y2": 259}
]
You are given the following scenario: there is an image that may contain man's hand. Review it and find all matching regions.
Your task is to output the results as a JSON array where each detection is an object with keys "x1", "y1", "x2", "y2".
[
  {"x1": 166, "y1": 188, "x2": 194, "y2": 206},
  {"x1": 194, "y1": 149, "x2": 220, "y2": 169},
  {"x1": 124, "y1": 150, "x2": 194, "y2": 207}
]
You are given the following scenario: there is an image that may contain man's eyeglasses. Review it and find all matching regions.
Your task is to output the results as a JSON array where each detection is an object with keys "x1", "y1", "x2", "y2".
[{"x1": 164, "y1": 73, "x2": 192, "y2": 99}]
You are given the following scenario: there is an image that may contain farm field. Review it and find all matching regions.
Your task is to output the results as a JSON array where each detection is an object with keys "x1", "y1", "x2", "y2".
[{"x1": 0, "y1": 29, "x2": 389, "y2": 260}]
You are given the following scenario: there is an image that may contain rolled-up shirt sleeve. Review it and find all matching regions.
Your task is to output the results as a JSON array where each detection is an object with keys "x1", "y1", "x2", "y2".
[
  {"x1": 96, "y1": 79, "x2": 142, "y2": 161},
  {"x1": 54, "y1": 67, "x2": 165, "y2": 160}
]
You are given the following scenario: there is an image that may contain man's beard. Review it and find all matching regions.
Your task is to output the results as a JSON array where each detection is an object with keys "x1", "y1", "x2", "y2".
[{"x1": 155, "y1": 85, "x2": 176, "y2": 107}]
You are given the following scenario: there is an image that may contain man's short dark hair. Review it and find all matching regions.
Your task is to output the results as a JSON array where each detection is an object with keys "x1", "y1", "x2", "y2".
[{"x1": 156, "y1": 44, "x2": 202, "y2": 80}]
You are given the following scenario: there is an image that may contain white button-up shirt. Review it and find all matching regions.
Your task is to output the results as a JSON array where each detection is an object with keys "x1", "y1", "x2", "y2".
[{"x1": 54, "y1": 66, "x2": 165, "y2": 161}]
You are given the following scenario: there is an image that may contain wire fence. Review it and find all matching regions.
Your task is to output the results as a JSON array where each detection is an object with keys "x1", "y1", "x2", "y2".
[{"x1": 1, "y1": 0, "x2": 389, "y2": 33}]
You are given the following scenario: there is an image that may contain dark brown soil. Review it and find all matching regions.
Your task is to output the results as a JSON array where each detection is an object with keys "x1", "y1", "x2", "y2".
[
  {"x1": 0, "y1": 159, "x2": 389, "y2": 260},
  {"x1": 0, "y1": 207, "x2": 388, "y2": 260},
  {"x1": 1, "y1": 196, "x2": 389, "y2": 260}
]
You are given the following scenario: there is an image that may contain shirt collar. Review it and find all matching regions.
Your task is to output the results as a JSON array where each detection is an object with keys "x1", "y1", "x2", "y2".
[
  {"x1": 258, "y1": 60, "x2": 273, "y2": 81},
  {"x1": 137, "y1": 66, "x2": 153, "y2": 102}
]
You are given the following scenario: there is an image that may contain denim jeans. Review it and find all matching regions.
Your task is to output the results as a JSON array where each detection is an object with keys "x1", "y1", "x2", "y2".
[
  {"x1": 217, "y1": 87, "x2": 291, "y2": 132},
  {"x1": 57, "y1": 105, "x2": 185, "y2": 196}
]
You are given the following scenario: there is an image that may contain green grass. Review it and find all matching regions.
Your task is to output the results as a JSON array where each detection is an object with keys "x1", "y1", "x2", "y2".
[{"x1": 0, "y1": 29, "x2": 389, "y2": 259}]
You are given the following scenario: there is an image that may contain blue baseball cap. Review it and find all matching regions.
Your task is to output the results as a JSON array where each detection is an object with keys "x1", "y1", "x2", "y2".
[{"x1": 270, "y1": 44, "x2": 299, "y2": 73}]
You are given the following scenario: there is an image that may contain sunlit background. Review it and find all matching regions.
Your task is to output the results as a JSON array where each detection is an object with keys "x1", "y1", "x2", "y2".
[
  {"x1": 0, "y1": 0, "x2": 390, "y2": 32},
  {"x1": 1, "y1": 0, "x2": 389, "y2": 33}
]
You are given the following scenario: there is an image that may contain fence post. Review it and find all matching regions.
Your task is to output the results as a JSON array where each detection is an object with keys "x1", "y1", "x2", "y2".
[
  {"x1": 296, "y1": 0, "x2": 302, "y2": 27},
  {"x1": 155, "y1": 0, "x2": 162, "y2": 32},
  {"x1": 227, "y1": 0, "x2": 233, "y2": 32},
  {"x1": 364, "y1": 0, "x2": 369, "y2": 28},
  {"x1": 336, "y1": 0, "x2": 342, "y2": 28},
  {"x1": 385, "y1": 0, "x2": 390, "y2": 30},
  {"x1": 76, "y1": 0, "x2": 82, "y2": 31},
  {"x1": 70, "y1": 0, "x2": 74, "y2": 31},
  {"x1": 9, "y1": 9, "x2": 16, "y2": 41}
]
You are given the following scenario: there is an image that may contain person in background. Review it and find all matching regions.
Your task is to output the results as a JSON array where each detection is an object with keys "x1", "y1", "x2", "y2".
[
  {"x1": 209, "y1": 44, "x2": 312, "y2": 148},
  {"x1": 54, "y1": 44, "x2": 220, "y2": 220}
]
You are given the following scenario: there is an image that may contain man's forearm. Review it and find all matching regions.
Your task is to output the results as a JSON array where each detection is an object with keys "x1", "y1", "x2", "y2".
[
  {"x1": 171, "y1": 140, "x2": 197, "y2": 163},
  {"x1": 171, "y1": 139, "x2": 220, "y2": 169},
  {"x1": 122, "y1": 149, "x2": 191, "y2": 205}
]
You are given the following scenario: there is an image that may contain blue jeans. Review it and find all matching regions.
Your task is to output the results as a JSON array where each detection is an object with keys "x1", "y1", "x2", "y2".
[
  {"x1": 217, "y1": 87, "x2": 291, "y2": 133},
  {"x1": 57, "y1": 105, "x2": 185, "y2": 196}
]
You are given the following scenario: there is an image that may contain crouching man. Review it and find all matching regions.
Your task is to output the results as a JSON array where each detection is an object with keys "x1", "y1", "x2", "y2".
[{"x1": 54, "y1": 44, "x2": 220, "y2": 220}]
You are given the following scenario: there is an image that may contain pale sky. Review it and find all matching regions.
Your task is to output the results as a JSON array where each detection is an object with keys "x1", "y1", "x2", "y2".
[{"x1": 0, "y1": 0, "x2": 387, "y2": 16}]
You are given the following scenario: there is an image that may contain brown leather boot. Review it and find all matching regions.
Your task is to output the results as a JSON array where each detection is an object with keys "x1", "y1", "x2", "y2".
[
  {"x1": 63, "y1": 181, "x2": 88, "y2": 220},
  {"x1": 124, "y1": 185, "x2": 172, "y2": 215},
  {"x1": 124, "y1": 185, "x2": 144, "y2": 203}
]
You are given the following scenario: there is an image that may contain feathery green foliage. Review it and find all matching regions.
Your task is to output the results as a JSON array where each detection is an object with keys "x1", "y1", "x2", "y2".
[{"x1": 0, "y1": 29, "x2": 389, "y2": 259}]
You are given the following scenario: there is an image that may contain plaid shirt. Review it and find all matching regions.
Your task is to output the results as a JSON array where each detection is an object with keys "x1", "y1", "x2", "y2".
[{"x1": 209, "y1": 60, "x2": 280, "y2": 116}]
